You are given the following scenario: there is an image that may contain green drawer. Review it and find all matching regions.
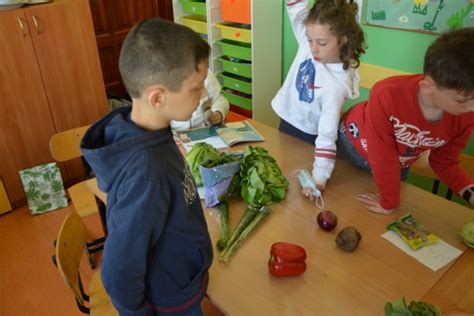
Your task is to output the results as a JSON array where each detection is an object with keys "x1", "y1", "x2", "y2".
[
  {"x1": 217, "y1": 56, "x2": 252, "y2": 79},
  {"x1": 218, "y1": 73, "x2": 252, "y2": 95},
  {"x1": 180, "y1": 0, "x2": 206, "y2": 16},
  {"x1": 222, "y1": 90, "x2": 252, "y2": 111},
  {"x1": 216, "y1": 39, "x2": 252, "y2": 61}
]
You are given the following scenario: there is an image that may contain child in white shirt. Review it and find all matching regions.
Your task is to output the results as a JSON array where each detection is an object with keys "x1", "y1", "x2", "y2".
[
  {"x1": 171, "y1": 71, "x2": 229, "y2": 129},
  {"x1": 272, "y1": 0, "x2": 365, "y2": 190}
]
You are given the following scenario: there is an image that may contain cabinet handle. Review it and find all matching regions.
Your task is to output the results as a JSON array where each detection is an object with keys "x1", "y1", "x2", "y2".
[
  {"x1": 32, "y1": 15, "x2": 40, "y2": 35},
  {"x1": 17, "y1": 17, "x2": 28, "y2": 37}
]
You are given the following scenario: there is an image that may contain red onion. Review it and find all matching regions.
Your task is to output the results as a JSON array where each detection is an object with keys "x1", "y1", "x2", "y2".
[{"x1": 317, "y1": 210, "x2": 338, "y2": 231}]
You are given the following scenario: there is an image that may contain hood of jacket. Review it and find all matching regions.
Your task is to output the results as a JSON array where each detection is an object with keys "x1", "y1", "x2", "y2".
[
  {"x1": 80, "y1": 106, "x2": 173, "y2": 193},
  {"x1": 324, "y1": 63, "x2": 361, "y2": 100}
]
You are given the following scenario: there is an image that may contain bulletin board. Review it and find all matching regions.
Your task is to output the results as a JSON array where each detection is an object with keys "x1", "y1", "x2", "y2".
[{"x1": 364, "y1": 0, "x2": 474, "y2": 34}]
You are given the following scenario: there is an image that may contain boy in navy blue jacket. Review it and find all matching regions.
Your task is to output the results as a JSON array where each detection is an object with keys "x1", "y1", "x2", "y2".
[{"x1": 80, "y1": 18, "x2": 213, "y2": 315}]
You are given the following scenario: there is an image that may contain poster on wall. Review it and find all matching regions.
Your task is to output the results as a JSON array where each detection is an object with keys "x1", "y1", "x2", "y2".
[{"x1": 364, "y1": 0, "x2": 474, "y2": 34}]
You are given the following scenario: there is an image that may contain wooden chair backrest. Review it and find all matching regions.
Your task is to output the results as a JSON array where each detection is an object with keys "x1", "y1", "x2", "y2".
[
  {"x1": 460, "y1": 153, "x2": 474, "y2": 177},
  {"x1": 359, "y1": 63, "x2": 410, "y2": 89},
  {"x1": 55, "y1": 212, "x2": 90, "y2": 306},
  {"x1": 408, "y1": 150, "x2": 474, "y2": 180},
  {"x1": 49, "y1": 125, "x2": 90, "y2": 162},
  {"x1": 409, "y1": 150, "x2": 438, "y2": 180}
]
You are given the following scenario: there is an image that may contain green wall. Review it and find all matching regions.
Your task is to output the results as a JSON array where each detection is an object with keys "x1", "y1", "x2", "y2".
[{"x1": 281, "y1": 10, "x2": 472, "y2": 207}]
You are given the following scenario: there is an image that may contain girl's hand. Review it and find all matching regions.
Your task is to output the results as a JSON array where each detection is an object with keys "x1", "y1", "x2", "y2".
[
  {"x1": 208, "y1": 111, "x2": 223, "y2": 125},
  {"x1": 356, "y1": 193, "x2": 394, "y2": 214},
  {"x1": 302, "y1": 183, "x2": 325, "y2": 202}
]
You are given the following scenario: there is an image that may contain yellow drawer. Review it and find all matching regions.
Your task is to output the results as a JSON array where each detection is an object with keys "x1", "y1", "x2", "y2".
[
  {"x1": 181, "y1": 15, "x2": 208, "y2": 35},
  {"x1": 215, "y1": 22, "x2": 251, "y2": 43}
]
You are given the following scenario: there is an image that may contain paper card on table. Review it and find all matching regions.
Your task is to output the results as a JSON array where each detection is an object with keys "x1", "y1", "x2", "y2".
[{"x1": 381, "y1": 230, "x2": 462, "y2": 271}]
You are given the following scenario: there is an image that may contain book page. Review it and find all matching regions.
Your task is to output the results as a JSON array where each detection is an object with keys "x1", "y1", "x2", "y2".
[
  {"x1": 216, "y1": 121, "x2": 264, "y2": 146},
  {"x1": 175, "y1": 126, "x2": 228, "y2": 152},
  {"x1": 175, "y1": 121, "x2": 264, "y2": 152}
]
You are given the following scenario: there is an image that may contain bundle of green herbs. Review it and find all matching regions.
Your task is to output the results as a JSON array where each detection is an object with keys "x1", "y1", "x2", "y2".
[
  {"x1": 186, "y1": 143, "x2": 221, "y2": 186},
  {"x1": 207, "y1": 169, "x2": 242, "y2": 251},
  {"x1": 384, "y1": 297, "x2": 442, "y2": 316},
  {"x1": 186, "y1": 143, "x2": 242, "y2": 250},
  {"x1": 219, "y1": 146, "x2": 289, "y2": 262}
]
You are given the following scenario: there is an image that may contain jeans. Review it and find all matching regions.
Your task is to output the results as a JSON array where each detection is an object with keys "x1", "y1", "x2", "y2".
[
  {"x1": 279, "y1": 119, "x2": 317, "y2": 145},
  {"x1": 337, "y1": 122, "x2": 409, "y2": 181}
]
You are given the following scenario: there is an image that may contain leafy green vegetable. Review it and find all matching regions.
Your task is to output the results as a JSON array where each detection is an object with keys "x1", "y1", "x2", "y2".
[
  {"x1": 185, "y1": 143, "x2": 220, "y2": 186},
  {"x1": 460, "y1": 219, "x2": 474, "y2": 244},
  {"x1": 219, "y1": 146, "x2": 289, "y2": 262},
  {"x1": 215, "y1": 201, "x2": 231, "y2": 251},
  {"x1": 384, "y1": 298, "x2": 442, "y2": 316},
  {"x1": 239, "y1": 146, "x2": 289, "y2": 208},
  {"x1": 220, "y1": 206, "x2": 269, "y2": 262}
]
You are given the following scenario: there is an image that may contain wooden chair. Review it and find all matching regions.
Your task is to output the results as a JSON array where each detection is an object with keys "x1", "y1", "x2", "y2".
[
  {"x1": 53, "y1": 212, "x2": 117, "y2": 315},
  {"x1": 50, "y1": 125, "x2": 106, "y2": 268},
  {"x1": 410, "y1": 151, "x2": 474, "y2": 200}
]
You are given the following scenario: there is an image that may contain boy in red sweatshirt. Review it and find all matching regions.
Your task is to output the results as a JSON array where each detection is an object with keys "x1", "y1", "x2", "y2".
[{"x1": 337, "y1": 27, "x2": 474, "y2": 214}]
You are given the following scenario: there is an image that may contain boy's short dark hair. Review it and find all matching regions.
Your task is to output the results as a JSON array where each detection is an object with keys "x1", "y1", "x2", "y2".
[
  {"x1": 119, "y1": 18, "x2": 210, "y2": 98},
  {"x1": 424, "y1": 27, "x2": 474, "y2": 94}
]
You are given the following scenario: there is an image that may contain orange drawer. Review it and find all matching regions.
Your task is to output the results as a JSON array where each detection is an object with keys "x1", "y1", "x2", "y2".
[{"x1": 220, "y1": 0, "x2": 251, "y2": 24}]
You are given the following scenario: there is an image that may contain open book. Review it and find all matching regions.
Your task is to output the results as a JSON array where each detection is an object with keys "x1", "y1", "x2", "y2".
[{"x1": 176, "y1": 121, "x2": 264, "y2": 152}]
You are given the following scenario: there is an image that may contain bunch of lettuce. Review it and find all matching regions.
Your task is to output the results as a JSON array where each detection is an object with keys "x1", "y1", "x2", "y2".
[
  {"x1": 200, "y1": 154, "x2": 242, "y2": 251},
  {"x1": 219, "y1": 146, "x2": 289, "y2": 262},
  {"x1": 185, "y1": 143, "x2": 221, "y2": 186},
  {"x1": 239, "y1": 146, "x2": 288, "y2": 208},
  {"x1": 384, "y1": 297, "x2": 442, "y2": 316}
]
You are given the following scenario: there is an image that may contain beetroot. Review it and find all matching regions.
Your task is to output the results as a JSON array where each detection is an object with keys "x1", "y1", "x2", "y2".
[{"x1": 335, "y1": 226, "x2": 362, "y2": 252}]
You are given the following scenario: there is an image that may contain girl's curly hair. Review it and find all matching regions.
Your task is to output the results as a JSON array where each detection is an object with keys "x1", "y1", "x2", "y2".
[{"x1": 305, "y1": 0, "x2": 366, "y2": 70}]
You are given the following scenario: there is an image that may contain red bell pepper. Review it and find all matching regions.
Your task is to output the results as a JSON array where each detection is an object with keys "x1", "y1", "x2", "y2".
[{"x1": 268, "y1": 242, "x2": 307, "y2": 277}]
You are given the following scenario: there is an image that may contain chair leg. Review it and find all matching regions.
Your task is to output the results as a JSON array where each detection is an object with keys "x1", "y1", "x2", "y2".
[
  {"x1": 445, "y1": 189, "x2": 453, "y2": 200},
  {"x1": 85, "y1": 237, "x2": 106, "y2": 269},
  {"x1": 432, "y1": 179, "x2": 440, "y2": 195}
]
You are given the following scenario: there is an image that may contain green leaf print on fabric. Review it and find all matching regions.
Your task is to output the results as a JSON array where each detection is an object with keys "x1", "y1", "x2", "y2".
[
  {"x1": 19, "y1": 162, "x2": 68, "y2": 215},
  {"x1": 52, "y1": 180, "x2": 63, "y2": 193},
  {"x1": 26, "y1": 186, "x2": 41, "y2": 200}
]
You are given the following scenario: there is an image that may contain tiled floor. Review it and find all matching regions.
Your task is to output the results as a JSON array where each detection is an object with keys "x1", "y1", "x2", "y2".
[{"x1": 0, "y1": 204, "x2": 223, "y2": 316}]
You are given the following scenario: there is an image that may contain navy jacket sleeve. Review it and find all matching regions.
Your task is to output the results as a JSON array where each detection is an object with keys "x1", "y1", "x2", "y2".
[{"x1": 100, "y1": 180, "x2": 170, "y2": 316}]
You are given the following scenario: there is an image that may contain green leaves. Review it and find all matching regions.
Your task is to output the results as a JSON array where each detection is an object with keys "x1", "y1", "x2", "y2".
[
  {"x1": 384, "y1": 298, "x2": 442, "y2": 316},
  {"x1": 186, "y1": 143, "x2": 221, "y2": 186},
  {"x1": 219, "y1": 146, "x2": 289, "y2": 262},
  {"x1": 239, "y1": 146, "x2": 289, "y2": 208}
]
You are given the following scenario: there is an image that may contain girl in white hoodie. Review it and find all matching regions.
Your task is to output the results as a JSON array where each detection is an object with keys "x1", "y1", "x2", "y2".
[{"x1": 272, "y1": 0, "x2": 365, "y2": 190}]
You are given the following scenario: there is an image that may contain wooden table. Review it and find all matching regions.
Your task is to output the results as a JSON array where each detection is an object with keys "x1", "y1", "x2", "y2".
[{"x1": 86, "y1": 120, "x2": 474, "y2": 315}]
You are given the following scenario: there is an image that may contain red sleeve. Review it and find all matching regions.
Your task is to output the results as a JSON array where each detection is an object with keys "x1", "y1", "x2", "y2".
[
  {"x1": 365, "y1": 85, "x2": 403, "y2": 210},
  {"x1": 429, "y1": 123, "x2": 474, "y2": 194}
]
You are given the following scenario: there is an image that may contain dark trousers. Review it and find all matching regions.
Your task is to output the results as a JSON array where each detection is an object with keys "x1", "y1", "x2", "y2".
[
  {"x1": 279, "y1": 119, "x2": 317, "y2": 145},
  {"x1": 337, "y1": 122, "x2": 409, "y2": 181}
]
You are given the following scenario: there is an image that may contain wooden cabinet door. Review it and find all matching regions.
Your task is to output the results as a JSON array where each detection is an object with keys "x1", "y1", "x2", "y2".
[
  {"x1": 25, "y1": 0, "x2": 108, "y2": 180},
  {"x1": 25, "y1": 0, "x2": 108, "y2": 132},
  {"x1": 0, "y1": 9, "x2": 57, "y2": 203},
  {"x1": 89, "y1": 0, "x2": 173, "y2": 96}
]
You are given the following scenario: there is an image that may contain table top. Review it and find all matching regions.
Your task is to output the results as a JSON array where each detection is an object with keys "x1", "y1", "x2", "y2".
[{"x1": 85, "y1": 119, "x2": 474, "y2": 315}]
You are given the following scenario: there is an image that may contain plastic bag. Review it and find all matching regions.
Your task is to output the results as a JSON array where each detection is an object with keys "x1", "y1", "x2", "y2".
[
  {"x1": 19, "y1": 162, "x2": 68, "y2": 215},
  {"x1": 199, "y1": 159, "x2": 241, "y2": 207}
]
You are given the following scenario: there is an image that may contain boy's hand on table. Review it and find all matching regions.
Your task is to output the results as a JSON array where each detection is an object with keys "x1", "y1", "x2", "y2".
[
  {"x1": 208, "y1": 111, "x2": 223, "y2": 125},
  {"x1": 356, "y1": 193, "x2": 394, "y2": 214}
]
